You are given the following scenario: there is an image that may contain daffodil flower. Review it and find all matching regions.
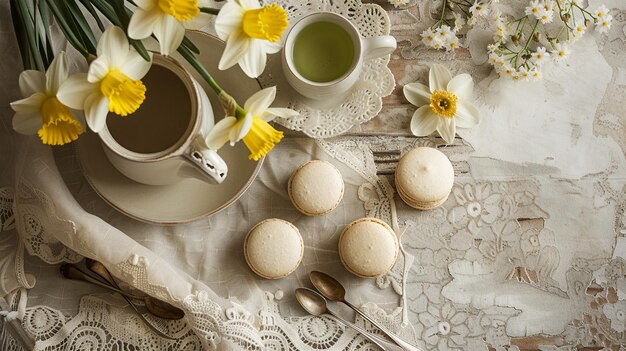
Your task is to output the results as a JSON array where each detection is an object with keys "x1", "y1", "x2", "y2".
[
  {"x1": 206, "y1": 87, "x2": 298, "y2": 160},
  {"x1": 57, "y1": 26, "x2": 153, "y2": 132},
  {"x1": 215, "y1": 0, "x2": 288, "y2": 78},
  {"x1": 10, "y1": 52, "x2": 84, "y2": 146},
  {"x1": 128, "y1": 0, "x2": 213, "y2": 55},
  {"x1": 403, "y1": 64, "x2": 481, "y2": 144}
]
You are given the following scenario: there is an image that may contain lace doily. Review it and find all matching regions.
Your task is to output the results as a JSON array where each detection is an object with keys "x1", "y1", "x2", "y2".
[{"x1": 258, "y1": 0, "x2": 396, "y2": 138}]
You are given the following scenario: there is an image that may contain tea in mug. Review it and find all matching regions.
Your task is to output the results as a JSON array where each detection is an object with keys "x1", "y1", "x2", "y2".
[
  {"x1": 106, "y1": 64, "x2": 192, "y2": 154},
  {"x1": 292, "y1": 21, "x2": 355, "y2": 83}
]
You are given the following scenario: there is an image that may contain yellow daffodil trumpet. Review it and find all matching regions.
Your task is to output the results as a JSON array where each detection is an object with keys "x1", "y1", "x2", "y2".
[
  {"x1": 10, "y1": 52, "x2": 85, "y2": 146},
  {"x1": 206, "y1": 87, "x2": 298, "y2": 161}
]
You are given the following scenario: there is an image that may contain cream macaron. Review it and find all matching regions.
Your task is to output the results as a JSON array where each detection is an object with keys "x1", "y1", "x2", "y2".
[
  {"x1": 395, "y1": 147, "x2": 454, "y2": 210},
  {"x1": 338, "y1": 218, "x2": 399, "y2": 278},
  {"x1": 288, "y1": 160, "x2": 344, "y2": 216},
  {"x1": 244, "y1": 219, "x2": 303, "y2": 279}
]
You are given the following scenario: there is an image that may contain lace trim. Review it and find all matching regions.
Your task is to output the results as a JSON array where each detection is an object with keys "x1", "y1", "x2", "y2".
[{"x1": 14, "y1": 181, "x2": 82, "y2": 264}]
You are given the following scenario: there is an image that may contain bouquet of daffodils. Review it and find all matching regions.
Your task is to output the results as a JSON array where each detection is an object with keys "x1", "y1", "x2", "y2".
[
  {"x1": 9, "y1": 0, "x2": 297, "y2": 161},
  {"x1": 421, "y1": 0, "x2": 612, "y2": 81}
]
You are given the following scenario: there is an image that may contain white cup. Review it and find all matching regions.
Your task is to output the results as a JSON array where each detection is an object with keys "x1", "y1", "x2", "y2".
[
  {"x1": 282, "y1": 12, "x2": 396, "y2": 101},
  {"x1": 99, "y1": 54, "x2": 228, "y2": 186}
]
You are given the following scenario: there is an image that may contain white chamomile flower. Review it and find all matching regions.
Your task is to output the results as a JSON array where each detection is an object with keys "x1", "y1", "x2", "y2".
[
  {"x1": 532, "y1": 47, "x2": 549, "y2": 64},
  {"x1": 421, "y1": 28, "x2": 437, "y2": 47},
  {"x1": 128, "y1": 0, "x2": 213, "y2": 55},
  {"x1": 487, "y1": 44, "x2": 498, "y2": 52},
  {"x1": 403, "y1": 64, "x2": 481, "y2": 144},
  {"x1": 573, "y1": 24, "x2": 586, "y2": 39},
  {"x1": 538, "y1": 7, "x2": 554, "y2": 24},
  {"x1": 10, "y1": 52, "x2": 84, "y2": 145},
  {"x1": 596, "y1": 14, "x2": 613, "y2": 34},
  {"x1": 551, "y1": 43, "x2": 570, "y2": 61},
  {"x1": 595, "y1": 5, "x2": 609, "y2": 19},
  {"x1": 446, "y1": 35, "x2": 461, "y2": 50},
  {"x1": 436, "y1": 25, "x2": 455, "y2": 41},
  {"x1": 525, "y1": 0, "x2": 542, "y2": 17},
  {"x1": 205, "y1": 86, "x2": 298, "y2": 160},
  {"x1": 518, "y1": 66, "x2": 530, "y2": 80},
  {"x1": 57, "y1": 26, "x2": 153, "y2": 132},
  {"x1": 530, "y1": 67, "x2": 542, "y2": 81},
  {"x1": 470, "y1": 1, "x2": 489, "y2": 17},
  {"x1": 214, "y1": 0, "x2": 288, "y2": 78}
]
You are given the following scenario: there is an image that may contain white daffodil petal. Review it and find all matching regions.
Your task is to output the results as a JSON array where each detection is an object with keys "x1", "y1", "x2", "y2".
[
  {"x1": 239, "y1": 39, "x2": 266, "y2": 78},
  {"x1": 206, "y1": 116, "x2": 238, "y2": 150},
  {"x1": 218, "y1": 30, "x2": 250, "y2": 70},
  {"x1": 46, "y1": 52, "x2": 68, "y2": 92},
  {"x1": 12, "y1": 112, "x2": 42, "y2": 135},
  {"x1": 97, "y1": 27, "x2": 130, "y2": 68},
  {"x1": 154, "y1": 15, "x2": 185, "y2": 56},
  {"x1": 230, "y1": 113, "x2": 253, "y2": 144},
  {"x1": 244, "y1": 87, "x2": 276, "y2": 114},
  {"x1": 264, "y1": 107, "x2": 298, "y2": 121},
  {"x1": 128, "y1": 8, "x2": 160, "y2": 40},
  {"x1": 455, "y1": 100, "x2": 481, "y2": 128},
  {"x1": 134, "y1": 0, "x2": 157, "y2": 10},
  {"x1": 214, "y1": 2, "x2": 245, "y2": 40},
  {"x1": 18, "y1": 70, "x2": 46, "y2": 97},
  {"x1": 429, "y1": 64, "x2": 453, "y2": 92},
  {"x1": 264, "y1": 41, "x2": 282, "y2": 55},
  {"x1": 447, "y1": 73, "x2": 473, "y2": 100},
  {"x1": 10, "y1": 93, "x2": 47, "y2": 114},
  {"x1": 240, "y1": 0, "x2": 261, "y2": 9},
  {"x1": 403, "y1": 82, "x2": 431, "y2": 107},
  {"x1": 85, "y1": 94, "x2": 109, "y2": 132},
  {"x1": 437, "y1": 116, "x2": 456, "y2": 144},
  {"x1": 57, "y1": 73, "x2": 97, "y2": 110},
  {"x1": 120, "y1": 51, "x2": 153, "y2": 80},
  {"x1": 87, "y1": 56, "x2": 110, "y2": 83},
  {"x1": 410, "y1": 106, "x2": 439, "y2": 137}
]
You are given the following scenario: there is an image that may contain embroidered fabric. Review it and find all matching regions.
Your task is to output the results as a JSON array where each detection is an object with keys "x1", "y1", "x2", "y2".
[{"x1": 258, "y1": 0, "x2": 396, "y2": 138}]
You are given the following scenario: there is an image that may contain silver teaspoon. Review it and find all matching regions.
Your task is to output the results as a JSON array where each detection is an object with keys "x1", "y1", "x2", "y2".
[
  {"x1": 310, "y1": 271, "x2": 422, "y2": 351},
  {"x1": 295, "y1": 288, "x2": 403, "y2": 351}
]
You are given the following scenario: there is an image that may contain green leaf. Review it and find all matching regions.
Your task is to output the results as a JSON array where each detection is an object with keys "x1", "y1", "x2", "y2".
[
  {"x1": 37, "y1": 0, "x2": 55, "y2": 65},
  {"x1": 64, "y1": 0, "x2": 98, "y2": 53},
  {"x1": 182, "y1": 36, "x2": 200, "y2": 54},
  {"x1": 87, "y1": 0, "x2": 121, "y2": 27},
  {"x1": 78, "y1": 0, "x2": 105, "y2": 31},
  {"x1": 130, "y1": 39, "x2": 151, "y2": 62},
  {"x1": 14, "y1": 0, "x2": 45, "y2": 71},
  {"x1": 45, "y1": 0, "x2": 89, "y2": 56},
  {"x1": 10, "y1": 0, "x2": 33, "y2": 70}
]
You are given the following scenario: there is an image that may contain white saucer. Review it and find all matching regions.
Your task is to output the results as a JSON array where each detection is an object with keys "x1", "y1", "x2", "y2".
[{"x1": 76, "y1": 31, "x2": 263, "y2": 225}]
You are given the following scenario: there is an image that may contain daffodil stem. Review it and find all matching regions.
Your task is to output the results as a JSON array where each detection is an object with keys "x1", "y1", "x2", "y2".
[
  {"x1": 177, "y1": 45, "x2": 247, "y2": 119},
  {"x1": 199, "y1": 7, "x2": 220, "y2": 15}
]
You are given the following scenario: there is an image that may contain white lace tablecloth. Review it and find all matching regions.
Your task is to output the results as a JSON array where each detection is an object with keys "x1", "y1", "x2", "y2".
[{"x1": 1, "y1": 1, "x2": 626, "y2": 350}]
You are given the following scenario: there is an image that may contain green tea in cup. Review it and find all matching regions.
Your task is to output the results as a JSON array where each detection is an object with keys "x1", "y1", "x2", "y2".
[{"x1": 292, "y1": 21, "x2": 355, "y2": 83}]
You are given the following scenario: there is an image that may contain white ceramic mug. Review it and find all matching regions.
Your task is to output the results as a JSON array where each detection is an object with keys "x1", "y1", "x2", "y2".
[
  {"x1": 99, "y1": 54, "x2": 228, "y2": 186},
  {"x1": 282, "y1": 12, "x2": 396, "y2": 101}
]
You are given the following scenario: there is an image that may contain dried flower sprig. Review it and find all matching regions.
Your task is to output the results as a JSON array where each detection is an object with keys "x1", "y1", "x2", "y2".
[{"x1": 421, "y1": 0, "x2": 613, "y2": 81}]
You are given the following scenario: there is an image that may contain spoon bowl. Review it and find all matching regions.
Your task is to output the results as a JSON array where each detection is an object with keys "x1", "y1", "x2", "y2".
[
  {"x1": 295, "y1": 288, "x2": 328, "y2": 316},
  {"x1": 310, "y1": 270, "x2": 347, "y2": 301}
]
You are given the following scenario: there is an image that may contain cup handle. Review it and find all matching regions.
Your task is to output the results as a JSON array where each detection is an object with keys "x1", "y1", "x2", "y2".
[
  {"x1": 184, "y1": 136, "x2": 228, "y2": 184},
  {"x1": 362, "y1": 35, "x2": 397, "y2": 60}
]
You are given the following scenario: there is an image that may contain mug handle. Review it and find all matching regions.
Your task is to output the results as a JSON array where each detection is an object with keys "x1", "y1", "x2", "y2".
[
  {"x1": 184, "y1": 136, "x2": 229, "y2": 184},
  {"x1": 362, "y1": 35, "x2": 397, "y2": 60}
]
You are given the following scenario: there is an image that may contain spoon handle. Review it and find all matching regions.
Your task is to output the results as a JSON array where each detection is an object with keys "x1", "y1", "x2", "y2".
[
  {"x1": 327, "y1": 310, "x2": 403, "y2": 351},
  {"x1": 60, "y1": 264, "x2": 141, "y2": 299},
  {"x1": 343, "y1": 300, "x2": 422, "y2": 351}
]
